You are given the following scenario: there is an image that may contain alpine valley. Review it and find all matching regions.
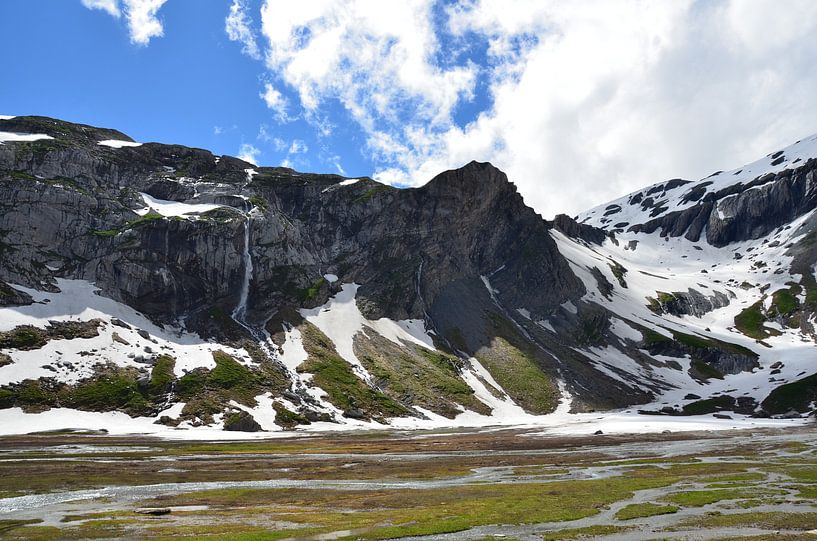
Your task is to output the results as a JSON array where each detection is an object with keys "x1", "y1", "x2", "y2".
[{"x1": 1, "y1": 115, "x2": 816, "y2": 436}]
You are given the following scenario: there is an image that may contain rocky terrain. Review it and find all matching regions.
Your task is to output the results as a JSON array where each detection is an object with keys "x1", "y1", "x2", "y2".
[{"x1": 0, "y1": 115, "x2": 815, "y2": 434}]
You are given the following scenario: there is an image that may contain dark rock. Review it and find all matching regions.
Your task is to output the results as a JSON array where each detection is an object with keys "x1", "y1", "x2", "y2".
[
  {"x1": 135, "y1": 508, "x2": 171, "y2": 516},
  {"x1": 343, "y1": 408, "x2": 367, "y2": 420},
  {"x1": 111, "y1": 318, "x2": 132, "y2": 330},
  {"x1": 223, "y1": 410, "x2": 263, "y2": 432}
]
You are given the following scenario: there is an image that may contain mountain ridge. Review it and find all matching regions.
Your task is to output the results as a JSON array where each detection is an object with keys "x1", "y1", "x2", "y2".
[{"x1": 0, "y1": 115, "x2": 815, "y2": 435}]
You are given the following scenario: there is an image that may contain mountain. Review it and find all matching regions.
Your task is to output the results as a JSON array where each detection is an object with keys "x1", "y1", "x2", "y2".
[{"x1": 0, "y1": 115, "x2": 814, "y2": 434}]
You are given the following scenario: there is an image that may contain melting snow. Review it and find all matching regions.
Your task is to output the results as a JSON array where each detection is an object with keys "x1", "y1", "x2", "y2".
[
  {"x1": 135, "y1": 193, "x2": 224, "y2": 217},
  {"x1": 0, "y1": 279, "x2": 250, "y2": 385},
  {"x1": 97, "y1": 139, "x2": 142, "y2": 148},
  {"x1": 0, "y1": 131, "x2": 53, "y2": 144}
]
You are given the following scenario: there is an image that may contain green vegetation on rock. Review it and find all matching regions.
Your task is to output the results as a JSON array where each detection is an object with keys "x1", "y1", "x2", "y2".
[
  {"x1": 761, "y1": 373, "x2": 817, "y2": 414},
  {"x1": 298, "y1": 323, "x2": 408, "y2": 420}
]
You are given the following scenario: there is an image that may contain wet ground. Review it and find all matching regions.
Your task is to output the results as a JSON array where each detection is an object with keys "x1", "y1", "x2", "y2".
[{"x1": 1, "y1": 425, "x2": 816, "y2": 540}]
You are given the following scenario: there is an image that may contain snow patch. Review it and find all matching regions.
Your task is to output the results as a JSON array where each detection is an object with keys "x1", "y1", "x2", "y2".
[
  {"x1": 0, "y1": 131, "x2": 53, "y2": 144},
  {"x1": 135, "y1": 193, "x2": 224, "y2": 217},
  {"x1": 97, "y1": 139, "x2": 142, "y2": 148}
]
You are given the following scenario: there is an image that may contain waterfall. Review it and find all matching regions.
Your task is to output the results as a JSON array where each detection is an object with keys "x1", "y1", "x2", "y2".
[{"x1": 232, "y1": 217, "x2": 253, "y2": 326}]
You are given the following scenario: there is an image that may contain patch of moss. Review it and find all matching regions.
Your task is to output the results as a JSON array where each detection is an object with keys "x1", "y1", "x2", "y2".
[
  {"x1": 247, "y1": 195, "x2": 268, "y2": 211},
  {"x1": 67, "y1": 371, "x2": 149, "y2": 415},
  {"x1": 682, "y1": 395, "x2": 734, "y2": 415},
  {"x1": 689, "y1": 359, "x2": 724, "y2": 380},
  {"x1": 353, "y1": 185, "x2": 390, "y2": 203},
  {"x1": 356, "y1": 334, "x2": 489, "y2": 418},
  {"x1": 126, "y1": 211, "x2": 164, "y2": 228},
  {"x1": 273, "y1": 402, "x2": 309, "y2": 429},
  {"x1": 734, "y1": 301, "x2": 768, "y2": 339},
  {"x1": 476, "y1": 338, "x2": 557, "y2": 415},
  {"x1": 299, "y1": 277, "x2": 326, "y2": 302},
  {"x1": 769, "y1": 288, "x2": 799, "y2": 317},
  {"x1": 209, "y1": 350, "x2": 255, "y2": 389},
  {"x1": 615, "y1": 502, "x2": 679, "y2": 520},
  {"x1": 298, "y1": 324, "x2": 408, "y2": 419},
  {"x1": 148, "y1": 355, "x2": 175, "y2": 396},
  {"x1": 542, "y1": 525, "x2": 632, "y2": 540},
  {"x1": 663, "y1": 487, "x2": 781, "y2": 507},
  {"x1": 640, "y1": 328, "x2": 672, "y2": 346},
  {"x1": 91, "y1": 229, "x2": 119, "y2": 237},
  {"x1": 761, "y1": 373, "x2": 817, "y2": 414},
  {"x1": 0, "y1": 326, "x2": 47, "y2": 350}
]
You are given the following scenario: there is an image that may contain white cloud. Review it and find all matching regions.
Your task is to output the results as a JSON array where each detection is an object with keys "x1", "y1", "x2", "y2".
[
  {"x1": 81, "y1": 0, "x2": 120, "y2": 17},
  {"x1": 238, "y1": 143, "x2": 261, "y2": 165},
  {"x1": 251, "y1": 0, "x2": 817, "y2": 217},
  {"x1": 123, "y1": 0, "x2": 168, "y2": 45},
  {"x1": 225, "y1": 0, "x2": 260, "y2": 60},
  {"x1": 80, "y1": 0, "x2": 168, "y2": 45},
  {"x1": 260, "y1": 82, "x2": 290, "y2": 121},
  {"x1": 213, "y1": 126, "x2": 223, "y2": 135},
  {"x1": 288, "y1": 139, "x2": 307, "y2": 154},
  {"x1": 259, "y1": 0, "x2": 476, "y2": 129}
]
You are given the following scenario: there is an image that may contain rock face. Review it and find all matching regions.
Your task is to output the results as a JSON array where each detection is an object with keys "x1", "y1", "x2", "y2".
[{"x1": 2, "y1": 115, "x2": 817, "y2": 428}]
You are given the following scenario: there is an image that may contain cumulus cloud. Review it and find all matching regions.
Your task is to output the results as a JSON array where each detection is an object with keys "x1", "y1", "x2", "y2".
[
  {"x1": 124, "y1": 0, "x2": 168, "y2": 45},
  {"x1": 259, "y1": 0, "x2": 476, "y2": 134},
  {"x1": 238, "y1": 143, "x2": 261, "y2": 165},
  {"x1": 80, "y1": 0, "x2": 168, "y2": 45},
  {"x1": 260, "y1": 83, "x2": 290, "y2": 121},
  {"x1": 250, "y1": 0, "x2": 817, "y2": 217},
  {"x1": 225, "y1": 0, "x2": 260, "y2": 59},
  {"x1": 81, "y1": 0, "x2": 120, "y2": 17}
]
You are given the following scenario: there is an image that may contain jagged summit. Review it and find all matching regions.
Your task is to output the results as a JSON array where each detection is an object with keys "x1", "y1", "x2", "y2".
[{"x1": 0, "y1": 115, "x2": 816, "y2": 436}]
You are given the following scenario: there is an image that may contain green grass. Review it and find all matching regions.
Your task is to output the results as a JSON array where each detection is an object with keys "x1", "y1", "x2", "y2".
[
  {"x1": 681, "y1": 395, "x2": 735, "y2": 415},
  {"x1": 300, "y1": 277, "x2": 325, "y2": 301},
  {"x1": 68, "y1": 372, "x2": 148, "y2": 414},
  {"x1": 476, "y1": 335, "x2": 557, "y2": 414},
  {"x1": 0, "y1": 326, "x2": 47, "y2": 350},
  {"x1": 640, "y1": 328, "x2": 672, "y2": 346},
  {"x1": 615, "y1": 502, "x2": 679, "y2": 520},
  {"x1": 272, "y1": 402, "x2": 309, "y2": 428},
  {"x1": 676, "y1": 511, "x2": 817, "y2": 531},
  {"x1": 298, "y1": 324, "x2": 408, "y2": 418},
  {"x1": 769, "y1": 288, "x2": 799, "y2": 317},
  {"x1": 148, "y1": 355, "x2": 175, "y2": 395},
  {"x1": 761, "y1": 373, "x2": 817, "y2": 414},
  {"x1": 662, "y1": 487, "x2": 782, "y2": 507},
  {"x1": 357, "y1": 335, "x2": 489, "y2": 418},
  {"x1": 734, "y1": 301, "x2": 768, "y2": 339},
  {"x1": 542, "y1": 525, "x2": 633, "y2": 540},
  {"x1": 247, "y1": 195, "x2": 269, "y2": 211},
  {"x1": 209, "y1": 351, "x2": 255, "y2": 388}
]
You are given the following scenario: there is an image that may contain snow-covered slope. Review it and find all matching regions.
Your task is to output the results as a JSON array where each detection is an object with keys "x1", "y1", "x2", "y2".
[{"x1": 581, "y1": 133, "x2": 817, "y2": 233}]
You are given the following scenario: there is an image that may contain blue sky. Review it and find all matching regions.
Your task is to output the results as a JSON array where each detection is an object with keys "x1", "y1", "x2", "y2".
[
  {"x1": 3, "y1": 1, "x2": 817, "y2": 217},
  {"x1": 0, "y1": 1, "x2": 375, "y2": 178}
]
